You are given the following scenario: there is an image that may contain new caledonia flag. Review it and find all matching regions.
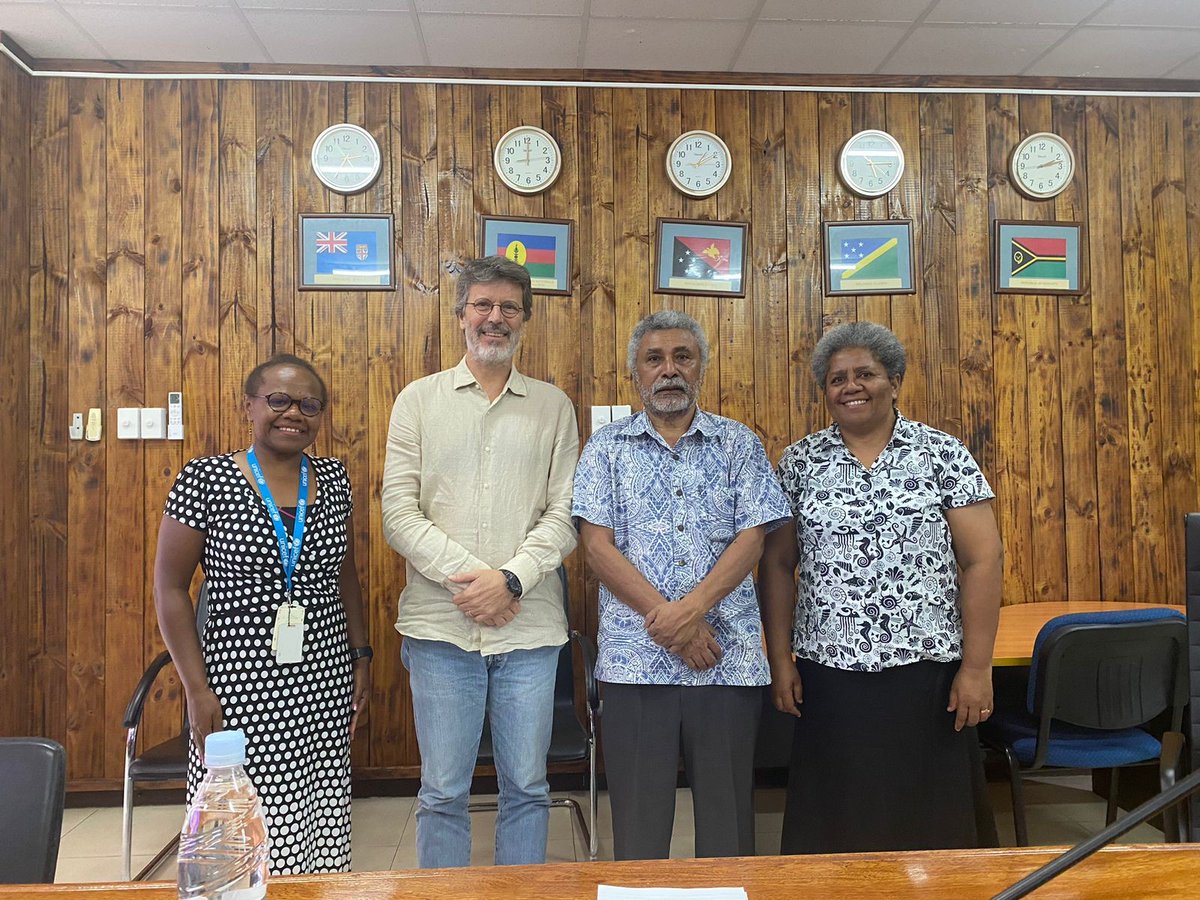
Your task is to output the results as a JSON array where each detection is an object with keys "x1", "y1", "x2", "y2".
[
  {"x1": 497, "y1": 233, "x2": 557, "y2": 288},
  {"x1": 1009, "y1": 235, "x2": 1068, "y2": 288}
]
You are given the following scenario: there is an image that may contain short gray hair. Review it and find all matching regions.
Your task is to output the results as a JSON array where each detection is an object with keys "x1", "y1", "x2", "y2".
[
  {"x1": 453, "y1": 256, "x2": 533, "y2": 320},
  {"x1": 811, "y1": 321, "x2": 907, "y2": 386},
  {"x1": 626, "y1": 310, "x2": 711, "y2": 374}
]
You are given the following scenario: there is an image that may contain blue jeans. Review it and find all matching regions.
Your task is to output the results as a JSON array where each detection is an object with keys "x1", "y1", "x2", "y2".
[{"x1": 400, "y1": 637, "x2": 559, "y2": 868}]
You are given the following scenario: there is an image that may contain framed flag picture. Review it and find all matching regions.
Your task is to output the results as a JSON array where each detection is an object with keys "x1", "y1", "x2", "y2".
[
  {"x1": 823, "y1": 219, "x2": 915, "y2": 296},
  {"x1": 654, "y1": 218, "x2": 748, "y2": 297},
  {"x1": 481, "y1": 215, "x2": 572, "y2": 295},
  {"x1": 299, "y1": 214, "x2": 394, "y2": 290},
  {"x1": 993, "y1": 220, "x2": 1083, "y2": 295}
]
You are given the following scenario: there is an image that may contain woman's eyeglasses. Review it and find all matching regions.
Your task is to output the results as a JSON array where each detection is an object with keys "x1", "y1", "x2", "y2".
[
  {"x1": 466, "y1": 299, "x2": 524, "y2": 319},
  {"x1": 252, "y1": 392, "x2": 325, "y2": 417}
]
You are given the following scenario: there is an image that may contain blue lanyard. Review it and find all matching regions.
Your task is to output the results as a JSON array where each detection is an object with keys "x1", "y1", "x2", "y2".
[{"x1": 246, "y1": 447, "x2": 309, "y2": 599}]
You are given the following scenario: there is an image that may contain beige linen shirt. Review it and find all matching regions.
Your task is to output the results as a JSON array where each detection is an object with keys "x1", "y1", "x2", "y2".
[{"x1": 382, "y1": 357, "x2": 579, "y2": 653}]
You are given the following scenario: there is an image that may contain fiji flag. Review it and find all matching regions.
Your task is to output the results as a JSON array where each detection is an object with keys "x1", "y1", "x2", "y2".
[
  {"x1": 840, "y1": 237, "x2": 899, "y2": 284},
  {"x1": 497, "y1": 233, "x2": 557, "y2": 281},
  {"x1": 314, "y1": 230, "x2": 383, "y2": 283}
]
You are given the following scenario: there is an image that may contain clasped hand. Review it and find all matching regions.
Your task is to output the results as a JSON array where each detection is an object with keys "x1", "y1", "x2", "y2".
[
  {"x1": 644, "y1": 597, "x2": 722, "y2": 671},
  {"x1": 450, "y1": 569, "x2": 520, "y2": 627}
]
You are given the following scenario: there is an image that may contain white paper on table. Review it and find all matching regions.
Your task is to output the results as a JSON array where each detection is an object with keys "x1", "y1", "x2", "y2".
[{"x1": 597, "y1": 887, "x2": 747, "y2": 900}]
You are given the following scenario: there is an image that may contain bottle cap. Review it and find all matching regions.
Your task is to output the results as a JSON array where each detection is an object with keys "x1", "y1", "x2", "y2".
[{"x1": 204, "y1": 729, "x2": 248, "y2": 767}]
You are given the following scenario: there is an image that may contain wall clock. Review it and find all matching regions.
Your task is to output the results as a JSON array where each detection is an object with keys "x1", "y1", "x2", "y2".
[
  {"x1": 310, "y1": 123, "x2": 381, "y2": 194},
  {"x1": 838, "y1": 129, "x2": 905, "y2": 198},
  {"x1": 666, "y1": 130, "x2": 732, "y2": 197},
  {"x1": 494, "y1": 125, "x2": 562, "y2": 194},
  {"x1": 1010, "y1": 131, "x2": 1075, "y2": 200}
]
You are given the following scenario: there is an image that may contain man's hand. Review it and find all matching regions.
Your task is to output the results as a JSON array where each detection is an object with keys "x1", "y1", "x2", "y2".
[
  {"x1": 450, "y1": 569, "x2": 520, "y2": 623},
  {"x1": 676, "y1": 622, "x2": 722, "y2": 671},
  {"x1": 644, "y1": 596, "x2": 704, "y2": 651}
]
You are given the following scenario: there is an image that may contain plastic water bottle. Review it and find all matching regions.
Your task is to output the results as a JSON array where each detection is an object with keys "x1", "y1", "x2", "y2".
[{"x1": 177, "y1": 729, "x2": 269, "y2": 900}]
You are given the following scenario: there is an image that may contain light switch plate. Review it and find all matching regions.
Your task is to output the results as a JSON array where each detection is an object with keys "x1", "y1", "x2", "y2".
[
  {"x1": 141, "y1": 408, "x2": 167, "y2": 440},
  {"x1": 611, "y1": 404, "x2": 632, "y2": 421},
  {"x1": 116, "y1": 408, "x2": 140, "y2": 439},
  {"x1": 590, "y1": 405, "x2": 612, "y2": 434}
]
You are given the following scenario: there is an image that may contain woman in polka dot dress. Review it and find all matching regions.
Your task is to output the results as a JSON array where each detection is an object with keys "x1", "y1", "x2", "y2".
[{"x1": 153, "y1": 354, "x2": 371, "y2": 874}]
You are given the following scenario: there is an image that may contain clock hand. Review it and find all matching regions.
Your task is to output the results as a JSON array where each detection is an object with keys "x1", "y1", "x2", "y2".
[{"x1": 1035, "y1": 159, "x2": 1062, "y2": 169}]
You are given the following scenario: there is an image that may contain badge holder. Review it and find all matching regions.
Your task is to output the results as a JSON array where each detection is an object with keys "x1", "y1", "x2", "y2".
[{"x1": 273, "y1": 602, "x2": 305, "y2": 664}]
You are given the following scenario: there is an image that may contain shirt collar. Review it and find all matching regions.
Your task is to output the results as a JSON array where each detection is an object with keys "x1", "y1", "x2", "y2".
[
  {"x1": 823, "y1": 409, "x2": 914, "y2": 455},
  {"x1": 451, "y1": 356, "x2": 528, "y2": 397},
  {"x1": 618, "y1": 407, "x2": 721, "y2": 444}
]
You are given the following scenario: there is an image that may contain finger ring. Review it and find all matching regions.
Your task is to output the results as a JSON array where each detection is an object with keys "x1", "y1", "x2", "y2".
[{"x1": 981, "y1": 708, "x2": 991, "y2": 715}]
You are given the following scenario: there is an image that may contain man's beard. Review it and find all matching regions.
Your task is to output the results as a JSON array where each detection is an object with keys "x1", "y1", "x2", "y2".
[
  {"x1": 466, "y1": 324, "x2": 520, "y2": 364},
  {"x1": 640, "y1": 375, "x2": 697, "y2": 416}
]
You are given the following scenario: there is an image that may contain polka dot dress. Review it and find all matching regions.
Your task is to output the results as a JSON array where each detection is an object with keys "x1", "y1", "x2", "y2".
[{"x1": 165, "y1": 453, "x2": 354, "y2": 875}]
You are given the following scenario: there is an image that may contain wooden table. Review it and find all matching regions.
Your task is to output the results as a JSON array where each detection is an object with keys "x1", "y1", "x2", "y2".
[
  {"x1": 7, "y1": 846, "x2": 1200, "y2": 898},
  {"x1": 993, "y1": 601, "x2": 1187, "y2": 666}
]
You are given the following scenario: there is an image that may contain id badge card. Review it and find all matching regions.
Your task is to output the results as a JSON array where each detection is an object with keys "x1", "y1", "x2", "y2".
[{"x1": 273, "y1": 602, "x2": 305, "y2": 664}]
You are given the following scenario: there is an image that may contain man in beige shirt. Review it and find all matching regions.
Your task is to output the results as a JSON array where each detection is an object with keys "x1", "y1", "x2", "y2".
[{"x1": 381, "y1": 255, "x2": 579, "y2": 869}]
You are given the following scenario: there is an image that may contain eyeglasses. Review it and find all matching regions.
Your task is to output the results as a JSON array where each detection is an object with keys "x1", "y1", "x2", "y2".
[
  {"x1": 252, "y1": 392, "x2": 325, "y2": 417},
  {"x1": 467, "y1": 299, "x2": 524, "y2": 319}
]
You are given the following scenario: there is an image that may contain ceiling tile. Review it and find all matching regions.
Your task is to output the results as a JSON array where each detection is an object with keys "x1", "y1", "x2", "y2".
[
  {"x1": 882, "y1": 24, "x2": 1070, "y2": 76},
  {"x1": 420, "y1": 13, "x2": 581, "y2": 68},
  {"x1": 584, "y1": 17, "x2": 744, "y2": 70},
  {"x1": 924, "y1": 0, "x2": 1107, "y2": 26},
  {"x1": 736, "y1": 20, "x2": 911, "y2": 74},
  {"x1": 62, "y1": 0, "x2": 233, "y2": 7},
  {"x1": 1166, "y1": 51, "x2": 1200, "y2": 78},
  {"x1": 759, "y1": 0, "x2": 930, "y2": 23},
  {"x1": 590, "y1": 0, "x2": 761, "y2": 19},
  {"x1": 1025, "y1": 25, "x2": 1200, "y2": 78},
  {"x1": 237, "y1": 0, "x2": 411, "y2": 11},
  {"x1": 242, "y1": 9, "x2": 424, "y2": 65},
  {"x1": 61, "y1": 4, "x2": 270, "y2": 61},
  {"x1": 1090, "y1": 0, "x2": 1200, "y2": 28},
  {"x1": 413, "y1": 0, "x2": 583, "y2": 13},
  {"x1": 0, "y1": 2, "x2": 104, "y2": 57}
]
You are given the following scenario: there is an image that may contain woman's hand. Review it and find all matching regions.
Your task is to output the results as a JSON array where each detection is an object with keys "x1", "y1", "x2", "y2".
[
  {"x1": 947, "y1": 664, "x2": 993, "y2": 731},
  {"x1": 187, "y1": 687, "x2": 224, "y2": 754},
  {"x1": 350, "y1": 660, "x2": 371, "y2": 739},
  {"x1": 769, "y1": 659, "x2": 804, "y2": 717}
]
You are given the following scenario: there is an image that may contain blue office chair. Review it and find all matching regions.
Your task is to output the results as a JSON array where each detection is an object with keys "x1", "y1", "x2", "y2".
[{"x1": 980, "y1": 608, "x2": 1188, "y2": 846}]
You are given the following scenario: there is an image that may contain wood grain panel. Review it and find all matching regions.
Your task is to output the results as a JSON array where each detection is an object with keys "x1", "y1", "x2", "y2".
[{"x1": 13, "y1": 72, "x2": 1200, "y2": 786}]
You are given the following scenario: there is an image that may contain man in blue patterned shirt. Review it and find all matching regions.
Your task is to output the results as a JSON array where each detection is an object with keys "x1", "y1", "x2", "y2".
[{"x1": 572, "y1": 310, "x2": 790, "y2": 860}]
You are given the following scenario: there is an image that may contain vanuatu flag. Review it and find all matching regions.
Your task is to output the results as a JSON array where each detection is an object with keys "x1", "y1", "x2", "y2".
[
  {"x1": 672, "y1": 236, "x2": 732, "y2": 280},
  {"x1": 839, "y1": 237, "x2": 901, "y2": 290},
  {"x1": 497, "y1": 233, "x2": 557, "y2": 284},
  {"x1": 1009, "y1": 236, "x2": 1067, "y2": 286}
]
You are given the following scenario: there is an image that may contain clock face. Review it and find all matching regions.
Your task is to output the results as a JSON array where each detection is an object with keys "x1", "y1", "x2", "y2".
[
  {"x1": 1010, "y1": 132, "x2": 1075, "y2": 199},
  {"x1": 311, "y1": 124, "x2": 381, "y2": 194},
  {"x1": 666, "y1": 130, "x2": 732, "y2": 197},
  {"x1": 494, "y1": 126, "x2": 562, "y2": 194},
  {"x1": 838, "y1": 129, "x2": 905, "y2": 198}
]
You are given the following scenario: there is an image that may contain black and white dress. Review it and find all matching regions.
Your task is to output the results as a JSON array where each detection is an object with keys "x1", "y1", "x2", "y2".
[{"x1": 165, "y1": 452, "x2": 354, "y2": 874}]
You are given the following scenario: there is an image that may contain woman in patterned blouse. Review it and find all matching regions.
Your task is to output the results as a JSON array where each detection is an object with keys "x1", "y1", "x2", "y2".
[{"x1": 760, "y1": 321, "x2": 1003, "y2": 854}]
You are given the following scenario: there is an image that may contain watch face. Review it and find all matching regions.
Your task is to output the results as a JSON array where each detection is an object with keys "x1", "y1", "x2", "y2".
[
  {"x1": 311, "y1": 124, "x2": 381, "y2": 194},
  {"x1": 839, "y1": 129, "x2": 905, "y2": 198},
  {"x1": 494, "y1": 126, "x2": 562, "y2": 194},
  {"x1": 1011, "y1": 132, "x2": 1075, "y2": 199},
  {"x1": 666, "y1": 130, "x2": 732, "y2": 197}
]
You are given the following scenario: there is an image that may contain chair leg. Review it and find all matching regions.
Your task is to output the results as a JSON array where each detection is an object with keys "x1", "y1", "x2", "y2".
[
  {"x1": 1000, "y1": 746, "x2": 1028, "y2": 847},
  {"x1": 122, "y1": 729, "x2": 136, "y2": 881},
  {"x1": 587, "y1": 736, "x2": 598, "y2": 861},
  {"x1": 1105, "y1": 768, "x2": 1120, "y2": 826}
]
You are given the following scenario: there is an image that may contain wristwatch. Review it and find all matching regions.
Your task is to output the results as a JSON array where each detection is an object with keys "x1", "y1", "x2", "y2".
[
  {"x1": 499, "y1": 569, "x2": 523, "y2": 599},
  {"x1": 349, "y1": 645, "x2": 373, "y2": 661}
]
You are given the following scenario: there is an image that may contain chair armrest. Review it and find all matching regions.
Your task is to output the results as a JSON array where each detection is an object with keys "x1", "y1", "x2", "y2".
[
  {"x1": 1160, "y1": 730, "x2": 1186, "y2": 786},
  {"x1": 569, "y1": 630, "x2": 599, "y2": 714},
  {"x1": 122, "y1": 651, "x2": 174, "y2": 729}
]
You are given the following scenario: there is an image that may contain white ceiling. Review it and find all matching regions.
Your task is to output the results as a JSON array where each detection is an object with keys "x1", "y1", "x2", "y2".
[{"x1": 2, "y1": 0, "x2": 1199, "y2": 80}]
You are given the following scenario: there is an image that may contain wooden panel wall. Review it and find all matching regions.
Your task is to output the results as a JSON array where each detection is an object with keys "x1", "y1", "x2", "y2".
[{"x1": 5, "y1": 53, "x2": 1200, "y2": 786}]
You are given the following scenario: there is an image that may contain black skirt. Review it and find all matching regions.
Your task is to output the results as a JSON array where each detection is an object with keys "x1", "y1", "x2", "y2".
[{"x1": 780, "y1": 657, "x2": 991, "y2": 854}]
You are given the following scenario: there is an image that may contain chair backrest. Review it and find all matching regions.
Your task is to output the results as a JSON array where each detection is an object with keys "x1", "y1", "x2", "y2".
[
  {"x1": 1027, "y1": 609, "x2": 1188, "y2": 735},
  {"x1": 181, "y1": 581, "x2": 211, "y2": 735},
  {"x1": 1186, "y1": 513, "x2": 1200, "y2": 839},
  {"x1": 0, "y1": 737, "x2": 66, "y2": 884},
  {"x1": 553, "y1": 565, "x2": 576, "y2": 709}
]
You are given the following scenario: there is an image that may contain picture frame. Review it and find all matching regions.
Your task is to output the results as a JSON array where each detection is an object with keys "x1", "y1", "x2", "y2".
[
  {"x1": 822, "y1": 219, "x2": 915, "y2": 296},
  {"x1": 298, "y1": 214, "x2": 394, "y2": 291},
  {"x1": 480, "y1": 215, "x2": 573, "y2": 295},
  {"x1": 993, "y1": 220, "x2": 1083, "y2": 295},
  {"x1": 654, "y1": 218, "x2": 748, "y2": 297}
]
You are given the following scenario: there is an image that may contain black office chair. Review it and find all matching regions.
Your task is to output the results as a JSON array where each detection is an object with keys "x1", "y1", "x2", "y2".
[
  {"x1": 122, "y1": 583, "x2": 208, "y2": 880},
  {"x1": 1186, "y1": 512, "x2": 1200, "y2": 842},
  {"x1": 980, "y1": 608, "x2": 1188, "y2": 846},
  {"x1": 470, "y1": 566, "x2": 600, "y2": 860},
  {"x1": 0, "y1": 737, "x2": 66, "y2": 884}
]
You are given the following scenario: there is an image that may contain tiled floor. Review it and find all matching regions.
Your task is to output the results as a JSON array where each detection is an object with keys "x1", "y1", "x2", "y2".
[{"x1": 55, "y1": 778, "x2": 1166, "y2": 884}]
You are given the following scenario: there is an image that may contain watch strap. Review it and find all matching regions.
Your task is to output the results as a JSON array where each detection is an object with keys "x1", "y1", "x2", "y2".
[
  {"x1": 499, "y1": 568, "x2": 523, "y2": 599},
  {"x1": 349, "y1": 645, "x2": 373, "y2": 661}
]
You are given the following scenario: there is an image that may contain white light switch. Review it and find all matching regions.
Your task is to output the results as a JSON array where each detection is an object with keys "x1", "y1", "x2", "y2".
[
  {"x1": 141, "y1": 408, "x2": 167, "y2": 440},
  {"x1": 590, "y1": 405, "x2": 612, "y2": 434},
  {"x1": 116, "y1": 408, "x2": 140, "y2": 439},
  {"x1": 611, "y1": 404, "x2": 632, "y2": 421}
]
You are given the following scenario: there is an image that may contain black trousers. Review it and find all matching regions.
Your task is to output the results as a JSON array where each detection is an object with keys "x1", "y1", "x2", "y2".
[{"x1": 600, "y1": 681, "x2": 762, "y2": 860}]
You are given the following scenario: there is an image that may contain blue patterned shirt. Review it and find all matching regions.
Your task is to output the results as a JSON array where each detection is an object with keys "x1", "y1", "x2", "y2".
[
  {"x1": 573, "y1": 410, "x2": 791, "y2": 686},
  {"x1": 776, "y1": 414, "x2": 995, "y2": 672}
]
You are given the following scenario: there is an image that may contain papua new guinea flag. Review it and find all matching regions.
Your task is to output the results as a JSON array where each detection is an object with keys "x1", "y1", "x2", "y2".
[{"x1": 672, "y1": 236, "x2": 732, "y2": 280}]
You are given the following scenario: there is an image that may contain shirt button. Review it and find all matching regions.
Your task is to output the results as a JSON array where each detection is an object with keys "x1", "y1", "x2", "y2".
[
  {"x1": 676, "y1": 560, "x2": 686, "y2": 566},
  {"x1": 675, "y1": 489, "x2": 683, "y2": 497},
  {"x1": 482, "y1": 522, "x2": 489, "y2": 529},
  {"x1": 676, "y1": 524, "x2": 684, "y2": 532}
]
